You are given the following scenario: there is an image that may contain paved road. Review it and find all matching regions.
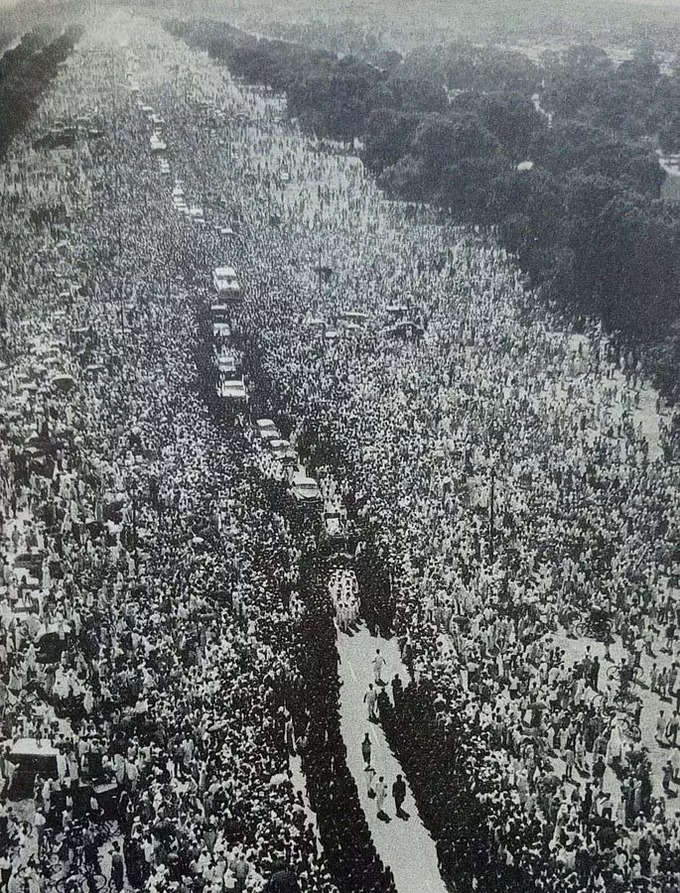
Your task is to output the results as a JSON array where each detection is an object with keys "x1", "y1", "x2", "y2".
[{"x1": 337, "y1": 626, "x2": 449, "y2": 893}]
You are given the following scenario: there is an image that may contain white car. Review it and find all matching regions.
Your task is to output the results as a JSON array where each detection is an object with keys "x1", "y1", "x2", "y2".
[
  {"x1": 256, "y1": 419, "x2": 280, "y2": 442},
  {"x1": 210, "y1": 303, "x2": 231, "y2": 324},
  {"x1": 150, "y1": 134, "x2": 167, "y2": 153},
  {"x1": 338, "y1": 310, "x2": 369, "y2": 324},
  {"x1": 291, "y1": 474, "x2": 322, "y2": 506},
  {"x1": 213, "y1": 266, "x2": 241, "y2": 299},
  {"x1": 217, "y1": 379, "x2": 247, "y2": 402},
  {"x1": 217, "y1": 354, "x2": 238, "y2": 377},
  {"x1": 269, "y1": 438, "x2": 297, "y2": 466},
  {"x1": 212, "y1": 322, "x2": 231, "y2": 340}
]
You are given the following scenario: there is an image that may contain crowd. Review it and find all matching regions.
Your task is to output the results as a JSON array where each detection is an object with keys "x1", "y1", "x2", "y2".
[
  {"x1": 0, "y1": 14, "x2": 390, "y2": 893},
  {"x1": 2, "y1": 8, "x2": 680, "y2": 893},
  {"x1": 327, "y1": 570, "x2": 359, "y2": 633},
  {"x1": 161, "y1": 17, "x2": 680, "y2": 893}
]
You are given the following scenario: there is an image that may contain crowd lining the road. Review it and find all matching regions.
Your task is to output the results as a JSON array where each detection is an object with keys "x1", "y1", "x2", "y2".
[{"x1": 1, "y1": 12, "x2": 680, "y2": 893}]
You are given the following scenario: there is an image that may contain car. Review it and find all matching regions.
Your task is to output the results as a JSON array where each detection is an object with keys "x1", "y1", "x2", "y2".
[
  {"x1": 212, "y1": 266, "x2": 242, "y2": 305},
  {"x1": 338, "y1": 310, "x2": 369, "y2": 324},
  {"x1": 291, "y1": 474, "x2": 323, "y2": 507},
  {"x1": 150, "y1": 134, "x2": 167, "y2": 153},
  {"x1": 324, "y1": 510, "x2": 344, "y2": 538},
  {"x1": 213, "y1": 266, "x2": 240, "y2": 294},
  {"x1": 210, "y1": 303, "x2": 231, "y2": 324},
  {"x1": 217, "y1": 379, "x2": 247, "y2": 403},
  {"x1": 256, "y1": 419, "x2": 280, "y2": 442},
  {"x1": 217, "y1": 353, "x2": 238, "y2": 378},
  {"x1": 268, "y1": 438, "x2": 298, "y2": 467},
  {"x1": 212, "y1": 322, "x2": 231, "y2": 340}
]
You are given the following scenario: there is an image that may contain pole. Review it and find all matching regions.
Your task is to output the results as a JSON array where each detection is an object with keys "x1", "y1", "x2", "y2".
[
  {"x1": 119, "y1": 267, "x2": 125, "y2": 339},
  {"x1": 317, "y1": 243, "x2": 321, "y2": 306},
  {"x1": 132, "y1": 484, "x2": 138, "y2": 572},
  {"x1": 489, "y1": 465, "x2": 495, "y2": 564}
]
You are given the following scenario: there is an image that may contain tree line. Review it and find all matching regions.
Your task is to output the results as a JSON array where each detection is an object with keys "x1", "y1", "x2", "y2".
[
  {"x1": 167, "y1": 19, "x2": 680, "y2": 406},
  {"x1": 0, "y1": 24, "x2": 83, "y2": 159}
]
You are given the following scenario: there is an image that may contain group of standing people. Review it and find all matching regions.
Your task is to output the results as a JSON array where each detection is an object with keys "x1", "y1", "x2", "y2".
[{"x1": 1, "y1": 9, "x2": 680, "y2": 893}]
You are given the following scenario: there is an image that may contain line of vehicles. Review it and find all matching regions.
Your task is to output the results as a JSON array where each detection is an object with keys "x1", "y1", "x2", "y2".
[
  {"x1": 136, "y1": 80, "x2": 353, "y2": 550},
  {"x1": 209, "y1": 283, "x2": 353, "y2": 548},
  {"x1": 210, "y1": 268, "x2": 247, "y2": 406},
  {"x1": 254, "y1": 416, "x2": 354, "y2": 551},
  {"x1": 209, "y1": 295, "x2": 345, "y2": 537}
]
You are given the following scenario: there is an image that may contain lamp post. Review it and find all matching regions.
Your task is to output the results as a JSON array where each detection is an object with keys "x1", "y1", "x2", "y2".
[
  {"x1": 130, "y1": 478, "x2": 138, "y2": 572},
  {"x1": 125, "y1": 457, "x2": 142, "y2": 573},
  {"x1": 489, "y1": 462, "x2": 496, "y2": 565}
]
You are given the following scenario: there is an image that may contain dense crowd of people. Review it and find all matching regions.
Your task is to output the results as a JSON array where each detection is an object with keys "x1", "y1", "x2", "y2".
[
  {"x1": 160, "y1": 18, "x2": 680, "y2": 893},
  {"x1": 0, "y1": 15, "x2": 384, "y2": 893},
  {"x1": 1, "y1": 9, "x2": 680, "y2": 893}
]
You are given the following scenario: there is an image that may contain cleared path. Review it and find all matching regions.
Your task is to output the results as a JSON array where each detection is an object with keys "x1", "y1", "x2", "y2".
[{"x1": 337, "y1": 626, "x2": 449, "y2": 893}]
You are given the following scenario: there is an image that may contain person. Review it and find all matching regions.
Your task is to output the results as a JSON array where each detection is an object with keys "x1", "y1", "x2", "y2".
[
  {"x1": 110, "y1": 842, "x2": 125, "y2": 893},
  {"x1": 264, "y1": 863, "x2": 302, "y2": 893},
  {"x1": 32, "y1": 809, "x2": 45, "y2": 856},
  {"x1": 284, "y1": 711, "x2": 296, "y2": 755},
  {"x1": 656, "y1": 710, "x2": 667, "y2": 745},
  {"x1": 563, "y1": 741, "x2": 575, "y2": 783},
  {"x1": 391, "y1": 673, "x2": 403, "y2": 707},
  {"x1": 361, "y1": 733, "x2": 371, "y2": 767},
  {"x1": 364, "y1": 684, "x2": 378, "y2": 722},
  {"x1": 364, "y1": 765, "x2": 376, "y2": 799},
  {"x1": 372, "y1": 649, "x2": 386, "y2": 686},
  {"x1": 592, "y1": 754, "x2": 606, "y2": 787},
  {"x1": 590, "y1": 655, "x2": 600, "y2": 692},
  {"x1": 0, "y1": 852, "x2": 10, "y2": 893},
  {"x1": 662, "y1": 761, "x2": 676, "y2": 797},
  {"x1": 233, "y1": 850, "x2": 249, "y2": 893},
  {"x1": 392, "y1": 774, "x2": 406, "y2": 819},
  {"x1": 375, "y1": 776, "x2": 388, "y2": 819}
]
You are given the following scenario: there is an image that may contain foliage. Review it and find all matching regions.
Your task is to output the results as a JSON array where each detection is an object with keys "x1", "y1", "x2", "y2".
[
  {"x1": 0, "y1": 25, "x2": 82, "y2": 158},
  {"x1": 167, "y1": 18, "x2": 680, "y2": 402}
]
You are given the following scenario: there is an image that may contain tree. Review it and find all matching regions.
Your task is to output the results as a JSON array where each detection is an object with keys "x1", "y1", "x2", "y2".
[
  {"x1": 362, "y1": 109, "x2": 421, "y2": 174},
  {"x1": 437, "y1": 155, "x2": 512, "y2": 223},
  {"x1": 411, "y1": 113, "x2": 500, "y2": 171},
  {"x1": 451, "y1": 91, "x2": 545, "y2": 158}
]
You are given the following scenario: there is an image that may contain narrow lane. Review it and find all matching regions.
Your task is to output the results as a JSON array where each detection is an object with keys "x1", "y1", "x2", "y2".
[{"x1": 337, "y1": 627, "x2": 449, "y2": 893}]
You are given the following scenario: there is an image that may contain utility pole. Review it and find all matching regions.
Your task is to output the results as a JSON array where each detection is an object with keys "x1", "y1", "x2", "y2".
[
  {"x1": 489, "y1": 464, "x2": 495, "y2": 565},
  {"x1": 132, "y1": 482, "x2": 138, "y2": 572}
]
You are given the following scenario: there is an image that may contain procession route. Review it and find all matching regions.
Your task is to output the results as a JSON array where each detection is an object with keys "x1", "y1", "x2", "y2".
[{"x1": 337, "y1": 626, "x2": 449, "y2": 893}]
